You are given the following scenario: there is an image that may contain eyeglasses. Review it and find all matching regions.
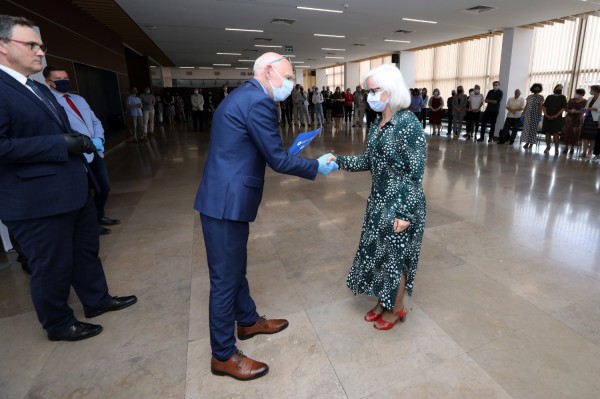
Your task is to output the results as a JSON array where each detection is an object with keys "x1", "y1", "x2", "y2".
[
  {"x1": 367, "y1": 87, "x2": 382, "y2": 95},
  {"x1": 8, "y1": 39, "x2": 47, "y2": 53}
]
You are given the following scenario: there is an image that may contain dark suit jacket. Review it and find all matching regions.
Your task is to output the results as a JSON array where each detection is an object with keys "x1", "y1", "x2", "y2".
[
  {"x1": 195, "y1": 79, "x2": 318, "y2": 222},
  {"x1": 0, "y1": 69, "x2": 89, "y2": 221}
]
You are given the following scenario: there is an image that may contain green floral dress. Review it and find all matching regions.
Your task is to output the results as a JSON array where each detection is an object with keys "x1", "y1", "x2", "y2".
[{"x1": 336, "y1": 109, "x2": 427, "y2": 310}]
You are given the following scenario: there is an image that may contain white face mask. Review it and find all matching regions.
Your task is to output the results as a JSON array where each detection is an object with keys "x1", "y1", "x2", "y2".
[
  {"x1": 269, "y1": 67, "x2": 294, "y2": 101},
  {"x1": 367, "y1": 90, "x2": 388, "y2": 112}
]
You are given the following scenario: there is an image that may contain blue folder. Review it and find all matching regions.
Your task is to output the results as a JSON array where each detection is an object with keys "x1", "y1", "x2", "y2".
[{"x1": 289, "y1": 128, "x2": 321, "y2": 155}]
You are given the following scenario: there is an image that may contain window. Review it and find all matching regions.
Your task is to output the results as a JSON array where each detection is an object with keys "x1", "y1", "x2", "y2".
[
  {"x1": 326, "y1": 65, "x2": 344, "y2": 89},
  {"x1": 414, "y1": 35, "x2": 503, "y2": 98},
  {"x1": 358, "y1": 55, "x2": 393, "y2": 85}
]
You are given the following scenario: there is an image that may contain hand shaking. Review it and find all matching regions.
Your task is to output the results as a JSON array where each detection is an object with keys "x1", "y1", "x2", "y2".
[{"x1": 317, "y1": 153, "x2": 339, "y2": 175}]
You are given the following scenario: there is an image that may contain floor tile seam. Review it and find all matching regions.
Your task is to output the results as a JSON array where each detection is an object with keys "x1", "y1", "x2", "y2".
[{"x1": 301, "y1": 306, "x2": 350, "y2": 399}]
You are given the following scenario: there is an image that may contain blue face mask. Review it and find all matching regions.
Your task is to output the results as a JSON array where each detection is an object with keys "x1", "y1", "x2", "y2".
[
  {"x1": 52, "y1": 79, "x2": 71, "y2": 93},
  {"x1": 269, "y1": 67, "x2": 294, "y2": 102},
  {"x1": 367, "y1": 90, "x2": 388, "y2": 112}
]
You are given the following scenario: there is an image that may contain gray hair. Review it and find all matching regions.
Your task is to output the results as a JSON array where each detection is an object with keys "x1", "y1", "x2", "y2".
[
  {"x1": 362, "y1": 64, "x2": 411, "y2": 112},
  {"x1": 0, "y1": 15, "x2": 36, "y2": 42},
  {"x1": 253, "y1": 52, "x2": 286, "y2": 75}
]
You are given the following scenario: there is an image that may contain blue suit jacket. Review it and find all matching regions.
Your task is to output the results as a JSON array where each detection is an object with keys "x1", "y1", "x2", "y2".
[
  {"x1": 0, "y1": 69, "x2": 89, "y2": 221},
  {"x1": 195, "y1": 79, "x2": 318, "y2": 222}
]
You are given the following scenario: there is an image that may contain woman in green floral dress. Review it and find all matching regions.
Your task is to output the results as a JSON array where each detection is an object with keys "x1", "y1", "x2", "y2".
[{"x1": 327, "y1": 64, "x2": 427, "y2": 330}]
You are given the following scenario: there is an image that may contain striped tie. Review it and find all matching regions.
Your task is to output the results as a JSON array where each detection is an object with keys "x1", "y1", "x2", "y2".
[{"x1": 26, "y1": 79, "x2": 64, "y2": 128}]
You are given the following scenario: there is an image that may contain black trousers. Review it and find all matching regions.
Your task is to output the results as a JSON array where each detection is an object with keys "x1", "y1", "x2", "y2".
[
  {"x1": 480, "y1": 110, "x2": 499, "y2": 140},
  {"x1": 88, "y1": 156, "x2": 111, "y2": 220},
  {"x1": 420, "y1": 108, "x2": 428, "y2": 128},
  {"x1": 5, "y1": 197, "x2": 111, "y2": 333},
  {"x1": 501, "y1": 117, "x2": 521, "y2": 142}
]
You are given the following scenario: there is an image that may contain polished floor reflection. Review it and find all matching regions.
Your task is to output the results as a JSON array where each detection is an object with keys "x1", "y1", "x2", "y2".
[{"x1": 1, "y1": 121, "x2": 600, "y2": 399}]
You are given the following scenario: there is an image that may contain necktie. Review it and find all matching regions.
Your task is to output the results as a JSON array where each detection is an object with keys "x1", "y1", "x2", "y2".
[
  {"x1": 25, "y1": 79, "x2": 64, "y2": 128},
  {"x1": 64, "y1": 94, "x2": 84, "y2": 121}
]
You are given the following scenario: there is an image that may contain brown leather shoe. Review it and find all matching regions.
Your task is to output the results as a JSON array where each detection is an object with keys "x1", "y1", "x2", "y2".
[
  {"x1": 237, "y1": 316, "x2": 289, "y2": 340},
  {"x1": 211, "y1": 351, "x2": 268, "y2": 381}
]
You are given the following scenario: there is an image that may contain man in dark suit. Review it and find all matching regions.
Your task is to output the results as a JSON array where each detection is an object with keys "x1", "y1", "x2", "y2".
[
  {"x1": 0, "y1": 15, "x2": 136, "y2": 342},
  {"x1": 194, "y1": 52, "x2": 336, "y2": 380}
]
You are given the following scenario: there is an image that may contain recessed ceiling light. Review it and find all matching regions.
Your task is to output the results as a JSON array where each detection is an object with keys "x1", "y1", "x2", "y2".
[
  {"x1": 254, "y1": 45, "x2": 282, "y2": 48},
  {"x1": 325, "y1": 56, "x2": 344, "y2": 59},
  {"x1": 402, "y1": 17, "x2": 437, "y2": 24},
  {"x1": 197, "y1": 67, "x2": 213, "y2": 70},
  {"x1": 213, "y1": 63, "x2": 231, "y2": 66},
  {"x1": 179, "y1": 67, "x2": 195, "y2": 69},
  {"x1": 238, "y1": 59, "x2": 256, "y2": 62},
  {"x1": 284, "y1": 55, "x2": 296, "y2": 58},
  {"x1": 384, "y1": 39, "x2": 411, "y2": 43},
  {"x1": 322, "y1": 48, "x2": 345, "y2": 51},
  {"x1": 217, "y1": 52, "x2": 242, "y2": 55},
  {"x1": 297, "y1": 6, "x2": 343, "y2": 13},
  {"x1": 226, "y1": 28, "x2": 264, "y2": 33},
  {"x1": 145, "y1": 25, "x2": 157, "y2": 30},
  {"x1": 295, "y1": 65, "x2": 311, "y2": 68},
  {"x1": 314, "y1": 33, "x2": 345, "y2": 38},
  {"x1": 236, "y1": 67, "x2": 249, "y2": 70},
  {"x1": 291, "y1": 61, "x2": 304, "y2": 64}
]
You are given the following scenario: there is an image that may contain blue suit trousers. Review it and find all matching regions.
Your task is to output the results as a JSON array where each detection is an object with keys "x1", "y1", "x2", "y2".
[{"x1": 200, "y1": 213, "x2": 259, "y2": 360}]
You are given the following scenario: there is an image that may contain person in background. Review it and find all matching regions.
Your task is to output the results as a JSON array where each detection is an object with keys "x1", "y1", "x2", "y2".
[
  {"x1": 541, "y1": 84, "x2": 567, "y2": 155},
  {"x1": 452, "y1": 85, "x2": 468, "y2": 140},
  {"x1": 420, "y1": 88, "x2": 429, "y2": 129},
  {"x1": 194, "y1": 52, "x2": 337, "y2": 381},
  {"x1": 428, "y1": 88, "x2": 443, "y2": 135},
  {"x1": 191, "y1": 88, "x2": 205, "y2": 131},
  {"x1": 465, "y1": 88, "x2": 475, "y2": 139},
  {"x1": 409, "y1": 88, "x2": 423, "y2": 119},
  {"x1": 154, "y1": 90, "x2": 163, "y2": 124},
  {"x1": 352, "y1": 85, "x2": 365, "y2": 127},
  {"x1": 126, "y1": 86, "x2": 143, "y2": 142},
  {"x1": 365, "y1": 89, "x2": 377, "y2": 129},
  {"x1": 139, "y1": 87, "x2": 155, "y2": 139},
  {"x1": 499, "y1": 88, "x2": 525, "y2": 145},
  {"x1": 344, "y1": 87, "x2": 354, "y2": 125},
  {"x1": 467, "y1": 85, "x2": 484, "y2": 140},
  {"x1": 581, "y1": 85, "x2": 600, "y2": 158},
  {"x1": 478, "y1": 81, "x2": 503, "y2": 142},
  {"x1": 521, "y1": 83, "x2": 544, "y2": 150},
  {"x1": 326, "y1": 64, "x2": 426, "y2": 331},
  {"x1": 323, "y1": 86, "x2": 332, "y2": 123},
  {"x1": 205, "y1": 92, "x2": 215, "y2": 125},
  {"x1": 312, "y1": 86, "x2": 325, "y2": 127},
  {"x1": 561, "y1": 88, "x2": 586, "y2": 154},
  {"x1": 174, "y1": 93, "x2": 186, "y2": 123},
  {"x1": 164, "y1": 91, "x2": 175, "y2": 125},
  {"x1": 446, "y1": 90, "x2": 456, "y2": 137},
  {"x1": 43, "y1": 65, "x2": 121, "y2": 235},
  {"x1": 331, "y1": 86, "x2": 345, "y2": 128}
]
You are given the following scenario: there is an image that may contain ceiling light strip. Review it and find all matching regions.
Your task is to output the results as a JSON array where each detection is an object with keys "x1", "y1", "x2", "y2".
[{"x1": 297, "y1": 6, "x2": 343, "y2": 13}]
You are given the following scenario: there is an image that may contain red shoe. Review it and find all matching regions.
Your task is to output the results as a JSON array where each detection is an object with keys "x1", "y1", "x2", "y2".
[
  {"x1": 374, "y1": 308, "x2": 408, "y2": 330},
  {"x1": 364, "y1": 310, "x2": 382, "y2": 322}
]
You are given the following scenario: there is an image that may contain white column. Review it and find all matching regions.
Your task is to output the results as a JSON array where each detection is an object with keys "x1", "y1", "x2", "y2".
[
  {"x1": 398, "y1": 51, "x2": 416, "y2": 87},
  {"x1": 496, "y1": 27, "x2": 534, "y2": 131},
  {"x1": 345, "y1": 62, "x2": 360, "y2": 90},
  {"x1": 162, "y1": 67, "x2": 173, "y2": 88},
  {"x1": 295, "y1": 69, "x2": 304, "y2": 87}
]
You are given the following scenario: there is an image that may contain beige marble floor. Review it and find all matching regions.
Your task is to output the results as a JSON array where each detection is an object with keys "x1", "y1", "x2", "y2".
[{"x1": 1, "y1": 121, "x2": 599, "y2": 399}]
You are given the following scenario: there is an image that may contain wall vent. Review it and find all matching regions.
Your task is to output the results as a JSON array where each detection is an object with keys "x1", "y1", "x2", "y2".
[
  {"x1": 214, "y1": 71, "x2": 221, "y2": 76},
  {"x1": 463, "y1": 5, "x2": 496, "y2": 14},
  {"x1": 271, "y1": 18, "x2": 296, "y2": 25},
  {"x1": 186, "y1": 71, "x2": 193, "y2": 76}
]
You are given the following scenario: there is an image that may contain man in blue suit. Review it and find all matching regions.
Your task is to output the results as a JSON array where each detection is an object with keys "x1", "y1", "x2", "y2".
[
  {"x1": 43, "y1": 65, "x2": 121, "y2": 235},
  {"x1": 0, "y1": 15, "x2": 136, "y2": 341},
  {"x1": 195, "y1": 52, "x2": 337, "y2": 380}
]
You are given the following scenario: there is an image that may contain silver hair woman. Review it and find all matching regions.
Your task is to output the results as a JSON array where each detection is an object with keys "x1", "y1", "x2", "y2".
[{"x1": 327, "y1": 64, "x2": 427, "y2": 330}]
